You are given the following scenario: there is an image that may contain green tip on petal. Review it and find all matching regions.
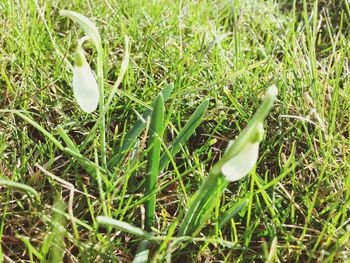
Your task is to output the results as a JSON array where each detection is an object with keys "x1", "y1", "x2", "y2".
[
  {"x1": 74, "y1": 48, "x2": 86, "y2": 67},
  {"x1": 249, "y1": 122, "x2": 264, "y2": 143}
]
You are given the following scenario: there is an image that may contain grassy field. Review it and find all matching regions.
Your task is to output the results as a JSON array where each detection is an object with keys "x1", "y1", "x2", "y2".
[{"x1": 1, "y1": 0, "x2": 350, "y2": 262}]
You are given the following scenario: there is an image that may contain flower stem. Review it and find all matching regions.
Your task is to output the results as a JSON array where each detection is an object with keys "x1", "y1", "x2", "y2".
[{"x1": 97, "y1": 44, "x2": 106, "y2": 168}]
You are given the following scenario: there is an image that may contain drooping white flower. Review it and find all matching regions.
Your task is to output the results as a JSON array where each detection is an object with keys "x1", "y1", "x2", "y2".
[
  {"x1": 72, "y1": 46, "x2": 99, "y2": 113},
  {"x1": 221, "y1": 123, "x2": 264, "y2": 182},
  {"x1": 221, "y1": 141, "x2": 260, "y2": 181}
]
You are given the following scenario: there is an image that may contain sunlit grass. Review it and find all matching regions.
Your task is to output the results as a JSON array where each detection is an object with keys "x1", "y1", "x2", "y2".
[{"x1": 1, "y1": 0, "x2": 350, "y2": 262}]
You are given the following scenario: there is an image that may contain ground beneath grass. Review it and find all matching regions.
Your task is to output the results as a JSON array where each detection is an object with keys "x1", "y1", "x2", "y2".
[{"x1": 1, "y1": 0, "x2": 350, "y2": 262}]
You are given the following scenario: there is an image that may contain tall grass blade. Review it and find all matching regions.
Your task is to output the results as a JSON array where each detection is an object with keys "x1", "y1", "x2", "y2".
[
  {"x1": 218, "y1": 198, "x2": 249, "y2": 229},
  {"x1": 145, "y1": 93, "x2": 164, "y2": 230},
  {"x1": 96, "y1": 216, "x2": 152, "y2": 238},
  {"x1": 160, "y1": 98, "x2": 209, "y2": 171},
  {"x1": 108, "y1": 83, "x2": 173, "y2": 168}
]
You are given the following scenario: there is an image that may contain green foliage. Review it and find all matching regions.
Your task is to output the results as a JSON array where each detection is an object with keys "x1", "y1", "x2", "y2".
[
  {"x1": 108, "y1": 83, "x2": 174, "y2": 168},
  {"x1": 0, "y1": 178, "x2": 40, "y2": 203},
  {"x1": 1, "y1": 0, "x2": 349, "y2": 262},
  {"x1": 160, "y1": 98, "x2": 209, "y2": 171}
]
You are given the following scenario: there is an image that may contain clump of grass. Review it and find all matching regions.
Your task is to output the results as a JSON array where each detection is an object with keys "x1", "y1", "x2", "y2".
[{"x1": 1, "y1": 1, "x2": 350, "y2": 262}]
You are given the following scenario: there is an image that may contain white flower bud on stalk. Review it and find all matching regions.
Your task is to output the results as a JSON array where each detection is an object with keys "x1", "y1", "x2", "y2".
[{"x1": 72, "y1": 44, "x2": 99, "y2": 113}]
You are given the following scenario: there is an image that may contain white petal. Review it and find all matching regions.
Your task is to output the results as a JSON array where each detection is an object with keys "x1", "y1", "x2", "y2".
[
  {"x1": 72, "y1": 63, "x2": 99, "y2": 113},
  {"x1": 221, "y1": 142, "x2": 259, "y2": 182}
]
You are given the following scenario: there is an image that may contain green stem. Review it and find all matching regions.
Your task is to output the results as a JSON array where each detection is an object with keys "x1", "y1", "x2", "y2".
[{"x1": 97, "y1": 44, "x2": 106, "y2": 168}]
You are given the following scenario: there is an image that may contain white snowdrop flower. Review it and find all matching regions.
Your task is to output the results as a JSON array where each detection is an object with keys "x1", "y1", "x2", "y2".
[
  {"x1": 221, "y1": 123, "x2": 264, "y2": 182},
  {"x1": 72, "y1": 46, "x2": 99, "y2": 113}
]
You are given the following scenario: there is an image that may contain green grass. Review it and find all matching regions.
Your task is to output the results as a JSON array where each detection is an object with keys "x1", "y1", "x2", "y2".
[{"x1": 1, "y1": 0, "x2": 350, "y2": 262}]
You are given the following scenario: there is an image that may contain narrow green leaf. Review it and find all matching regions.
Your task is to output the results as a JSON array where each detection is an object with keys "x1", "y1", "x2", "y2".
[
  {"x1": 132, "y1": 240, "x2": 150, "y2": 263},
  {"x1": 218, "y1": 198, "x2": 249, "y2": 229},
  {"x1": 48, "y1": 196, "x2": 66, "y2": 263},
  {"x1": 56, "y1": 125, "x2": 79, "y2": 153},
  {"x1": 160, "y1": 98, "x2": 209, "y2": 171},
  {"x1": 178, "y1": 174, "x2": 227, "y2": 237},
  {"x1": 108, "y1": 83, "x2": 173, "y2": 168},
  {"x1": 96, "y1": 216, "x2": 152, "y2": 238},
  {"x1": 145, "y1": 93, "x2": 164, "y2": 231},
  {"x1": 0, "y1": 179, "x2": 40, "y2": 202}
]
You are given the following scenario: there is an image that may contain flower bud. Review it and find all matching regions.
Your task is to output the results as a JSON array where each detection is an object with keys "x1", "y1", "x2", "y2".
[
  {"x1": 221, "y1": 123, "x2": 264, "y2": 182},
  {"x1": 72, "y1": 47, "x2": 99, "y2": 113}
]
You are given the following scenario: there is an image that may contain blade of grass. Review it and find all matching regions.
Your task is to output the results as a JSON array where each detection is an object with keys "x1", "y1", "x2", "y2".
[
  {"x1": 96, "y1": 216, "x2": 152, "y2": 239},
  {"x1": 108, "y1": 83, "x2": 173, "y2": 168},
  {"x1": 218, "y1": 198, "x2": 249, "y2": 229},
  {"x1": 145, "y1": 93, "x2": 164, "y2": 231},
  {"x1": 159, "y1": 98, "x2": 209, "y2": 171},
  {"x1": 0, "y1": 178, "x2": 40, "y2": 203}
]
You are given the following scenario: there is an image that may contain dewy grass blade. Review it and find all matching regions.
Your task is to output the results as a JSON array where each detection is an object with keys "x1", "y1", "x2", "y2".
[
  {"x1": 96, "y1": 216, "x2": 152, "y2": 239},
  {"x1": 159, "y1": 98, "x2": 209, "y2": 171},
  {"x1": 145, "y1": 93, "x2": 164, "y2": 231},
  {"x1": 108, "y1": 83, "x2": 173, "y2": 168}
]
